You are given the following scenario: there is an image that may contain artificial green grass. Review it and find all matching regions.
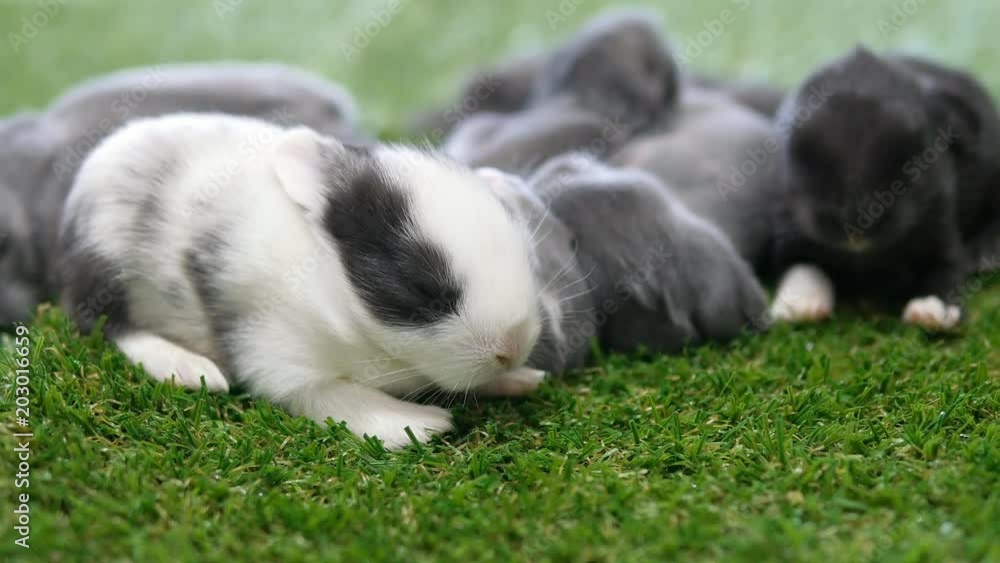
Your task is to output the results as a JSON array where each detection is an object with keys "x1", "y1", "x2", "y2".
[{"x1": 1, "y1": 1, "x2": 999, "y2": 561}]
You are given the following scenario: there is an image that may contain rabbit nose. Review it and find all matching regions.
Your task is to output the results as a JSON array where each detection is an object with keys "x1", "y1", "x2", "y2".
[
  {"x1": 495, "y1": 322, "x2": 532, "y2": 367},
  {"x1": 495, "y1": 340, "x2": 520, "y2": 368}
]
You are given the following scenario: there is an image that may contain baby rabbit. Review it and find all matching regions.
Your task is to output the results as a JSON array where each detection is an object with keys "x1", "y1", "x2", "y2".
[
  {"x1": 769, "y1": 47, "x2": 1000, "y2": 330},
  {"x1": 59, "y1": 113, "x2": 545, "y2": 448},
  {"x1": 526, "y1": 154, "x2": 769, "y2": 356},
  {"x1": 0, "y1": 62, "x2": 363, "y2": 328},
  {"x1": 443, "y1": 9, "x2": 678, "y2": 173},
  {"x1": 532, "y1": 9, "x2": 679, "y2": 133},
  {"x1": 611, "y1": 85, "x2": 782, "y2": 267}
]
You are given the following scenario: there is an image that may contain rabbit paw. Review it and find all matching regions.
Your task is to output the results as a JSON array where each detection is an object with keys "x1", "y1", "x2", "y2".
[
  {"x1": 902, "y1": 296, "x2": 962, "y2": 331},
  {"x1": 116, "y1": 332, "x2": 230, "y2": 392},
  {"x1": 368, "y1": 403, "x2": 455, "y2": 449},
  {"x1": 475, "y1": 367, "x2": 547, "y2": 397},
  {"x1": 770, "y1": 264, "x2": 834, "y2": 323}
]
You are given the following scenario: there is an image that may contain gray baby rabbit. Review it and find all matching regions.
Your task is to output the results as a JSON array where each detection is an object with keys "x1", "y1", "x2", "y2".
[
  {"x1": 523, "y1": 154, "x2": 769, "y2": 361},
  {"x1": 0, "y1": 62, "x2": 364, "y2": 328},
  {"x1": 611, "y1": 85, "x2": 782, "y2": 267},
  {"x1": 443, "y1": 9, "x2": 678, "y2": 173}
]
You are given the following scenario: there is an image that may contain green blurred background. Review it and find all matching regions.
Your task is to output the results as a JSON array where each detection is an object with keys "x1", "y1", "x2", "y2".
[{"x1": 3, "y1": 0, "x2": 998, "y2": 133}]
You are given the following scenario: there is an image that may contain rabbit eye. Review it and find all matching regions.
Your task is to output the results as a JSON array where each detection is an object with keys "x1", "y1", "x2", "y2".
[
  {"x1": 412, "y1": 280, "x2": 441, "y2": 302},
  {"x1": 569, "y1": 238, "x2": 578, "y2": 253}
]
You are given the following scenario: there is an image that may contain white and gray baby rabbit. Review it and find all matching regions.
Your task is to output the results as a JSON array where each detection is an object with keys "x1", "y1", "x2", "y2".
[
  {"x1": 0, "y1": 62, "x2": 364, "y2": 328},
  {"x1": 59, "y1": 113, "x2": 545, "y2": 448}
]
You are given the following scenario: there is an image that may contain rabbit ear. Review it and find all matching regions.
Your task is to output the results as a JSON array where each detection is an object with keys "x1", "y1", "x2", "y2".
[
  {"x1": 476, "y1": 166, "x2": 539, "y2": 200},
  {"x1": 272, "y1": 127, "x2": 343, "y2": 212}
]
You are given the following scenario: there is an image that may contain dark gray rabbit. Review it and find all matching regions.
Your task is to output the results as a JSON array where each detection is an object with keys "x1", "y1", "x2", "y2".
[
  {"x1": 0, "y1": 62, "x2": 364, "y2": 327},
  {"x1": 519, "y1": 154, "x2": 769, "y2": 368},
  {"x1": 766, "y1": 46, "x2": 1000, "y2": 329},
  {"x1": 443, "y1": 9, "x2": 678, "y2": 173}
]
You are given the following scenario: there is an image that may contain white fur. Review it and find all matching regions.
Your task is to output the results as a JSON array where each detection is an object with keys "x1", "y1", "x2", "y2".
[
  {"x1": 474, "y1": 367, "x2": 547, "y2": 397},
  {"x1": 63, "y1": 113, "x2": 542, "y2": 448},
  {"x1": 116, "y1": 332, "x2": 229, "y2": 392},
  {"x1": 902, "y1": 296, "x2": 962, "y2": 331},
  {"x1": 770, "y1": 263, "x2": 835, "y2": 323}
]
